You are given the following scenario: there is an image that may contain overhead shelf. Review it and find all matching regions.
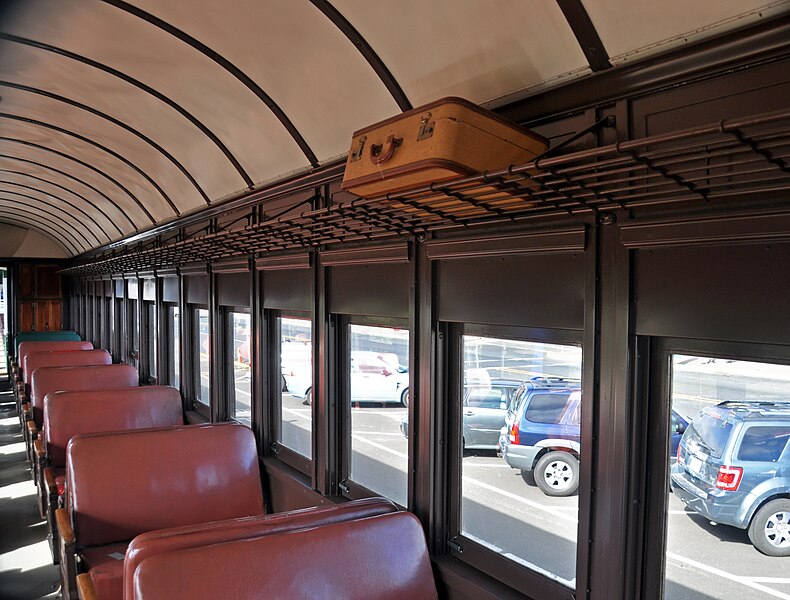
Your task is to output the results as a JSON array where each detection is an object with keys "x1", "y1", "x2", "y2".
[{"x1": 64, "y1": 108, "x2": 790, "y2": 276}]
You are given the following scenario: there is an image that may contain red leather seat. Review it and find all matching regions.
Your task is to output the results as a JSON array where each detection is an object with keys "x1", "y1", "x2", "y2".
[
  {"x1": 30, "y1": 364, "x2": 139, "y2": 429},
  {"x1": 36, "y1": 386, "x2": 183, "y2": 563},
  {"x1": 132, "y1": 511, "x2": 438, "y2": 600},
  {"x1": 121, "y1": 497, "x2": 397, "y2": 600},
  {"x1": 24, "y1": 349, "x2": 112, "y2": 399},
  {"x1": 57, "y1": 423, "x2": 262, "y2": 600},
  {"x1": 18, "y1": 340, "x2": 93, "y2": 384}
]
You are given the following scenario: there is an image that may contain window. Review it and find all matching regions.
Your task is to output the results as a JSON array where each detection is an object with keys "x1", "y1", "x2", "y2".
[
  {"x1": 113, "y1": 297, "x2": 123, "y2": 363},
  {"x1": 167, "y1": 304, "x2": 180, "y2": 390},
  {"x1": 227, "y1": 311, "x2": 251, "y2": 426},
  {"x1": 102, "y1": 297, "x2": 111, "y2": 351},
  {"x1": 663, "y1": 353, "x2": 790, "y2": 598},
  {"x1": 144, "y1": 301, "x2": 157, "y2": 380},
  {"x1": 277, "y1": 316, "x2": 312, "y2": 459},
  {"x1": 127, "y1": 298, "x2": 138, "y2": 366},
  {"x1": 457, "y1": 333, "x2": 582, "y2": 590},
  {"x1": 193, "y1": 307, "x2": 210, "y2": 408},
  {"x1": 346, "y1": 323, "x2": 409, "y2": 507}
]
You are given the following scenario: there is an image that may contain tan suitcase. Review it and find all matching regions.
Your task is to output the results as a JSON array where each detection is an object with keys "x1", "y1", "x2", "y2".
[{"x1": 340, "y1": 97, "x2": 548, "y2": 199}]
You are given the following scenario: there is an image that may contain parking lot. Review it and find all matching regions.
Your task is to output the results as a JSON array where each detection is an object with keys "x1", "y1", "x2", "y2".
[{"x1": 279, "y1": 348, "x2": 790, "y2": 600}]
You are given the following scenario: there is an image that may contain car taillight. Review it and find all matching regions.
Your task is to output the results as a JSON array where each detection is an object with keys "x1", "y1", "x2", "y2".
[
  {"x1": 715, "y1": 466, "x2": 743, "y2": 491},
  {"x1": 509, "y1": 422, "x2": 519, "y2": 445},
  {"x1": 677, "y1": 444, "x2": 682, "y2": 463}
]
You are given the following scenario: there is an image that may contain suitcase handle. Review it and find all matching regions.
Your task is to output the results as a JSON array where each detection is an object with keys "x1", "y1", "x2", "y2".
[{"x1": 369, "y1": 135, "x2": 402, "y2": 165}]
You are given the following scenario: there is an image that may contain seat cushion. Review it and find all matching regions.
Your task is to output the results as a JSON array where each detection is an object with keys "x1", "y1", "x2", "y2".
[{"x1": 80, "y1": 543, "x2": 129, "y2": 600}]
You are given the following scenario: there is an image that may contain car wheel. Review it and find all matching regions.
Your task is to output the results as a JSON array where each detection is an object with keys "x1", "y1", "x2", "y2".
[
  {"x1": 401, "y1": 387, "x2": 409, "y2": 407},
  {"x1": 302, "y1": 388, "x2": 312, "y2": 406},
  {"x1": 534, "y1": 451, "x2": 579, "y2": 497},
  {"x1": 281, "y1": 374, "x2": 287, "y2": 392},
  {"x1": 748, "y1": 499, "x2": 790, "y2": 557}
]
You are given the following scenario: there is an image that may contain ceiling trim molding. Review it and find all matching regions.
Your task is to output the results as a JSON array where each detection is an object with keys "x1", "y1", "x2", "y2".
[
  {"x1": 0, "y1": 32, "x2": 254, "y2": 189},
  {"x1": 0, "y1": 168, "x2": 123, "y2": 237},
  {"x1": 308, "y1": 0, "x2": 412, "y2": 111},
  {"x1": 0, "y1": 81, "x2": 211, "y2": 205},
  {"x1": 0, "y1": 154, "x2": 135, "y2": 231},
  {"x1": 102, "y1": 0, "x2": 320, "y2": 167},
  {"x1": 0, "y1": 112, "x2": 170, "y2": 219},
  {"x1": 0, "y1": 179, "x2": 111, "y2": 243},
  {"x1": 556, "y1": 0, "x2": 611, "y2": 72},
  {"x1": 0, "y1": 136, "x2": 151, "y2": 227}
]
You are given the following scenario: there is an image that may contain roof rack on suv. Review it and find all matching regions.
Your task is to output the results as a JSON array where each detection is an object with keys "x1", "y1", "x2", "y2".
[
  {"x1": 714, "y1": 401, "x2": 790, "y2": 415},
  {"x1": 527, "y1": 376, "x2": 580, "y2": 387}
]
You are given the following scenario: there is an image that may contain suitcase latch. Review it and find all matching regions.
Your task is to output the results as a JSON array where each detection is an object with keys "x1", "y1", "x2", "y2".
[
  {"x1": 349, "y1": 135, "x2": 367, "y2": 162},
  {"x1": 417, "y1": 112, "x2": 434, "y2": 141}
]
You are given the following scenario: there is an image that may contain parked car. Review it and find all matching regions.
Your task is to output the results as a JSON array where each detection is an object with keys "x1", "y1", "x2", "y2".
[
  {"x1": 285, "y1": 350, "x2": 409, "y2": 406},
  {"x1": 400, "y1": 377, "x2": 574, "y2": 451},
  {"x1": 502, "y1": 386, "x2": 688, "y2": 497},
  {"x1": 671, "y1": 401, "x2": 790, "y2": 556}
]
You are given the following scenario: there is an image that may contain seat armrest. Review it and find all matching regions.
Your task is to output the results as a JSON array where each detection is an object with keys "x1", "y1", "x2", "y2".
[
  {"x1": 44, "y1": 467, "x2": 58, "y2": 496},
  {"x1": 26, "y1": 419, "x2": 38, "y2": 436},
  {"x1": 22, "y1": 404, "x2": 32, "y2": 420},
  {"x1": 56, "y1": 508, "x2": 77, "y2": 600},
  {"x1": 34, "y1": 438, "x2": 46, "y2": 461},
  {"x1": 76, "y1": 573, "x2": 97, "y2": 600}
]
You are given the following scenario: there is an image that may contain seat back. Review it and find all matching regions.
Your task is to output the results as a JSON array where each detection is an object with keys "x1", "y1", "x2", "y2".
[
  {"x1": 25, "y1": 350, "x2": 112, "y2": 397},
  {"x1": 132, "y1": 511, "x2": 438, "y2": 600},
  {"x1": 123, "y1": 497, "x2": 397, "y2": 600},
  {"x1": 18, "y1": 340, "x2": 94, "y2": 382},
  {"x1": 44, "y1": 386, "x2": 183, "y2": 467},
  {"x1": 30, "y1": 364, "x2": 139, "y2": 427},
  {"x1": 67, "y1": 423, "x2": 262, "y2": 548},
  {"x1": 15, "y1": 330, "x2": 81, "y2": 357}
]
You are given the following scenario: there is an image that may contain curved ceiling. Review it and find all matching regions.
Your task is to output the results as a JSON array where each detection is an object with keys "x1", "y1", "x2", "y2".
[{"x1": 0, "y1": 0, "x2": 786, "y2": 257}]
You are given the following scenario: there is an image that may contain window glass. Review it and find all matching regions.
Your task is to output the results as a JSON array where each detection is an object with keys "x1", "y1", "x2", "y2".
[
  {"x1": 462, "y1": 335, "x2": 582, "y2": 589},
  {"x1": 113, "y1": 297, "x2": 123, "y2": 362},
  {"x1": 348, "y1": 324, "x2": 409, "y2": 506},
  {"x1": 102, "y1": 297, "x2": 111, "y2": 351},
  {"x1": 128, "y1": 299, "x2": 138, "y2": 366},
  {"x1": 168, "y1": 305, "x2": 180, "y2": 390},
  {"x1": 228, "y1": 312, "x2": 251, "y2": 426},
  {"x1": 737, "y1": 426, "x2": 790, "y2": 462},
  {"x1": 666, "y1": 355, "x2": 790, "y2": 598},
  {"x1": 146, "y1": 302, "x2": 157, "y2": 378},
  {"x1": 279, "y1": 317, "x2": 312, "y2": 458},
  {"x1": 193, "y1": 308, "x2": 210, "y2": 406}
]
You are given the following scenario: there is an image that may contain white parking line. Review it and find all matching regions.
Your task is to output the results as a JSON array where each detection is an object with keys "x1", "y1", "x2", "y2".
[
  {"x1": 666, "y1": 552, "x2": 790, "y2": 600},
  {"x1": 351, "y1": 434, "x2": 408, "y2": 460},
  {"x1": 463, "y1": 477, "x2": 578, "y2": 524}
]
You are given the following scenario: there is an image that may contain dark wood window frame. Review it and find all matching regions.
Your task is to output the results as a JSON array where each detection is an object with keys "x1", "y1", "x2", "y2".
[
  {"x1": 639, "y1": 336, "x2": 790, "y2": 600},
  {"x1": 336, "y1": 314, "x2": 410, "y2": 506},
  {"x1": 442, "y1": 321, "x2": 585, "y2": 600}
]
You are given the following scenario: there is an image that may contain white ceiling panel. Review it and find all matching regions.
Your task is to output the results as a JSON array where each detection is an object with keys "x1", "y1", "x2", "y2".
[
  {"x1": 129, "y1": 0, "x2": 402, "y2": 162},
  {"x1": 0, "y1": 41, "x2": 243, "y2": 203},
  {"x1": 331, "y1": 0, "x2": 589, "y2": 107},
  {"x1": 4, "y1": 0, "x2": 308, "y2": 186},
  {"x1": 0, "y1": 87, "x2": 205, "y2": 216},
  {"x1": 585, "y1": 0, "x2": 790, "y2": 65}
]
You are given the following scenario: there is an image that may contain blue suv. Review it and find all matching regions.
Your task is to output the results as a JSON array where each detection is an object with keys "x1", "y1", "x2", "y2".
[
  {"x1": 671, "y1": 401, "x2": 790, "y2": 556},
  {"x1": 501, "y1": 387, "x2": 582, "y2": 496},
  {"x1": 502, "y1": 387, "x2": 688, "y2": 497}
]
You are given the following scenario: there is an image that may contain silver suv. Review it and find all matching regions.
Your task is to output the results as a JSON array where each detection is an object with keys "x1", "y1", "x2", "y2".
[{"x1": 671, "y1": 401, "x2": 790, "y2": 556}]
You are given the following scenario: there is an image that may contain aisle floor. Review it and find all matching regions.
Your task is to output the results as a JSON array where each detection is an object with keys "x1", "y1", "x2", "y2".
[{"x1": 0, "y1": 383, "x2": 61, "y2": 599}]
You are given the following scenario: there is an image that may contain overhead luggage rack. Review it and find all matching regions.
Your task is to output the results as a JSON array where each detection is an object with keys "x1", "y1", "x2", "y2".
[{"x1": 63, "y1": 108, "x2": 790, "y2": 276}]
